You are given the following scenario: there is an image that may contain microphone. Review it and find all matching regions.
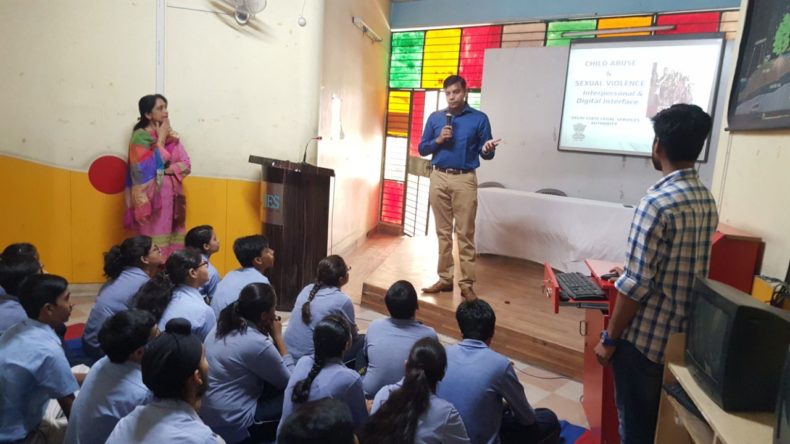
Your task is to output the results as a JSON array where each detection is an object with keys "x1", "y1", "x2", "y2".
[
  {"x1": 445, "y1": 113, "x2": 453, "y2": 127},
  {"x1": 301, "y1": 136, "x2": 323, "y2": 164}
]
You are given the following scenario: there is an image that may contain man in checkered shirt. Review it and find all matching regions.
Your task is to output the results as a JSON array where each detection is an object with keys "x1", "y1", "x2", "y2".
[{"x1": 594, "y1": 104, "x2": 719, "y2": 444}]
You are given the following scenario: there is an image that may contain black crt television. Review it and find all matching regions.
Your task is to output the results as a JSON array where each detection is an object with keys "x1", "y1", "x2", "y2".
[
  {"x1": 776, "y1": 345, "x2": 790, "y2": 444},
  {"x1": 686, "y1": 277, "x2": 790, "y2": 412}
]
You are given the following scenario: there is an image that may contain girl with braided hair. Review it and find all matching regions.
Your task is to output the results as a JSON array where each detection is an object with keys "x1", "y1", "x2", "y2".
[
  {"x1": 362, "y1": 337, "x2": 470, "y2": 444},
  {"x1": 283, "y1": 255, "x2": 363, "y2": 365},
  {"x1": 279, "y1": 315, "x2": 368, "y2": 438}
]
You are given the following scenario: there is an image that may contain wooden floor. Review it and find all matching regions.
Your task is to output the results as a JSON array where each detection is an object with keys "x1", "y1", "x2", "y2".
[{"x1": 360, "y1": 235, "x2": 585, "y2": 379}]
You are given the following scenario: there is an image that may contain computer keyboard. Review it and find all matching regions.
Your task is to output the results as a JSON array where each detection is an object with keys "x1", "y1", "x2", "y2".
[{"x1": 555, "y1": 272, "x2": 606, "y2": 300}]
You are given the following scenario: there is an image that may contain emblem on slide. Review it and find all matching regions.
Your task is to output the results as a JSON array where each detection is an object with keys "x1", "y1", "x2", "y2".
[{"x1": 573, "y1": 123, "x2": 587, "y2": 141}]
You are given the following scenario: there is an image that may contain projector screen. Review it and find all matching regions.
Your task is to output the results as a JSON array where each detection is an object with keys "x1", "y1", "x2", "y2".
[{"x1": 558, "y1": 36, "x2": 725, "y2": 159}]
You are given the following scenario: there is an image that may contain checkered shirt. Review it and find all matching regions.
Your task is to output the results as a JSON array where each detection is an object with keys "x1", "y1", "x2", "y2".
[{"x1": 615, "y1": 168, "x2": 718, "y2": 364}]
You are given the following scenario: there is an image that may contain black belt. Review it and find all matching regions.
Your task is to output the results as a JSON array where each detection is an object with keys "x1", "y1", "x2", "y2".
[{"x1": 432, "y1": 165, "x2": 473, "y2": 175}]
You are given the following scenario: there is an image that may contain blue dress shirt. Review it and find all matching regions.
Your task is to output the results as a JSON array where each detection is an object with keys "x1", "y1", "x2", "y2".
[
  {"x1": 199, "y1": 255, "x2": 220, "y2": 300},
  {"x1": 106, "y1": 398, "x2": 222, "y2": 444},
  {"x1": 82, "y1": 267, "x2": 150, "y2": 353},
  {"x1": 201, "y1": 325, "x2": 291, "y2": 443},
  {"x1": 209, "y1": 267, "x2": 270, "y2": 319},
  {"x1": 372, "y1": 379, "x2": 471, "y2": 444},
  {"x1": 0, "y1": 319, "x2": 79, "y2": 441},
  {"x1": 362, "y1": 318, "x2": 437, "y2": 398},
  {"x1": 158, "y1": 285, "x2": 216, "y2": 341},
  {"x1": 437, "y1": 339, "x2": 535, "y2": 444},
  {"x1": 64, "y1": 357, "x2": 151, "y2": 444},
  {"x1": 282, "y1": 284, "x2": 357, "y2": 361},
  {"x1": 0, "y1": 295, "x2": 27, "y2": 337},
  {"x1": 418, "y1": 105, "x2": 495, "y2": 170}
]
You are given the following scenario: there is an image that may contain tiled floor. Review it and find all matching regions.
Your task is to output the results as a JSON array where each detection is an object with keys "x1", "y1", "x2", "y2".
[{"x1": 69, "y1": 298, "x2": 588, "y2": 430}]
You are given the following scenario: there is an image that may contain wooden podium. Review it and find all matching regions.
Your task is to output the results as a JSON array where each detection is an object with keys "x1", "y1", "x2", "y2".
[{"x1": 248, "y1": 156, "x2": 334, "y2": 311}]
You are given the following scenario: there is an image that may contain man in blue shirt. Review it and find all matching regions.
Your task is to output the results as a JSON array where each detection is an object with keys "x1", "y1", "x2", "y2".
[
  {"x1": 0, "y1": 274, "x2": 80, "y2": 443},
  {"x1": 437, "y1": 300, "x2": 560, "y2": 444},
  {"x1": 210, "y1": 234, "x2": 274, "y2": 318},
  {"x1": 595, "y1": 104, "x2": 718, "y2": 444},
  {"x1": 419, "y1": 75, "x2": 501, "y2": 301},
  {"x1": 65, "y1": 309, "x2": 157, "y2": 444},
  {"x1": 0, "y1": 255, "x2": 41, "y2": 336}
]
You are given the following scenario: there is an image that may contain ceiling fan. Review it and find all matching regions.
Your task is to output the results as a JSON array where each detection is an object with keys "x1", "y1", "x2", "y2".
[{"x1": 223, "y1": 0, "x2": 267, "y2": 25}]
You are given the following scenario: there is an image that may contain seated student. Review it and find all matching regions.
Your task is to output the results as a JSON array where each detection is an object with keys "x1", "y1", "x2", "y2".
[
  {"x1": 210, "y1": 235, "x2": 274, "y2": 318},
  {"x1": 437, "y1": 300, "x2": 560, "y2": 444},
  {"x1": 362, "y1": 280, "x2": 438, "y2": 398},
  {"x1": 278, "y1": 398, "x2": 356, "y2": 444},
  {"x1": 364, "y1": 337, "x2": 470, "y2": 444},
  {"x1": 0, "y1": 242, "x2": 41, "y2": 296},
  {"x1": 133, "y1": 248, "x2": 216, "y2": 341},
  {"x1": 106, "y1": 318, "x2": 223, "y2": 444},
  {"x1": 0, "y1": 274, "x2": 80, "y2": 443},
  {"x1": 65, "y1": 310, "x2": 158, "y2": 444},
  {"x1": 201, "y1": 283, "x2": 291, "y2": 444},
  {"x1": 82, "y1": 236, "x2": 163, "y2": 362},
  {"x1": 185, "y1": 225, "x2": 221, "y2": 302},
  {"x1": 283, "y1": 255, "x2": 361, "y2": 363},
  {"x1": 280, "y1": 315, "x2": 367, "y2": 437},
  {"x1": 0, "y1": 255, "x2": 41, "y2": 336}
]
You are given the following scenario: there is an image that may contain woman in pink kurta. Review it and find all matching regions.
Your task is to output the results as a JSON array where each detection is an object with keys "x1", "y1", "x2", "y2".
[{"x1": 124, "y1": 94, "x2": 191, "y2": 259}]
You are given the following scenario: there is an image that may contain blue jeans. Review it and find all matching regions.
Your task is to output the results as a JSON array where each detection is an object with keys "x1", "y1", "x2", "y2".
[{"x1": 612, "y1": 340, "x2": 664, "y2": 444}]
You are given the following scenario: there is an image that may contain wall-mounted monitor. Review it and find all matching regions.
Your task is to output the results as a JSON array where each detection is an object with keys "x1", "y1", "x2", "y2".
[{"x1": 558, "y1": 35, "x2": 725, "y2": 159}]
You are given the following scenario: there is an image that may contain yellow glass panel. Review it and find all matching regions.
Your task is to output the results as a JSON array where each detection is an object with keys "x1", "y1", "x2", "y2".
[
  {"x1": 421, "y1": 29, "x2": 461, "y2": 89},
  {"x1": 597, "y1": 16, "x2": 653, "y2": 38},
  {"x1": 388, "y1": 91, "x2": 411, "y2": 114}
]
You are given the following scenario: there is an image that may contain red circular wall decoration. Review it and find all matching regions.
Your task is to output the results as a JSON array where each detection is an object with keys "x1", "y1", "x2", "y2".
[{"x1": 88, "y1": 155, "x2": 127, "y2": 195}]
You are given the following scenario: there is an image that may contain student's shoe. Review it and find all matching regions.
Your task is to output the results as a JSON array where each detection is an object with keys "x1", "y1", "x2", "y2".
[{"x1": 421, "y1": 281, "x2": 453, "y2": 293}]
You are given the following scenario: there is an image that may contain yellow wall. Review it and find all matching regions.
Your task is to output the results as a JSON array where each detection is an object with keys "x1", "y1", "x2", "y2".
[{"x1": 0, "y1": 155, "x2": 261, "y2": 283}]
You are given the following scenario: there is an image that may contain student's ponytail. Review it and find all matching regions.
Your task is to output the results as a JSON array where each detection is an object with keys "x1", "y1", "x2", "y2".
[
  {"x1": 292, "y1": 315, "x2": 351, "y2": 403},
  {"x1": 103, "y1": 236, "x2": 153, "y2": 280},
  {"x1": 301, "y1": 255, "x2": 349, "y2": 325},
  {"x1": 215, "y1": 282, "x2": 277, "y2": 340},
  {"x1": 361, "y1": 337, "x2": 447, "y2": 444}
]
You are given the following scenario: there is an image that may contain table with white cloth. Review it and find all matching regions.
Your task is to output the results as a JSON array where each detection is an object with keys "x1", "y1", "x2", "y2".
[{"x1": 475, "y1": 188, "x2": 635, "y2": 272}]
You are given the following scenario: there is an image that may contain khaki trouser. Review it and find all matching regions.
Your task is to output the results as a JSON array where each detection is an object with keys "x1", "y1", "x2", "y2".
[{"x1": 429, "y1": 169, "x2": 477, "y2": 289}]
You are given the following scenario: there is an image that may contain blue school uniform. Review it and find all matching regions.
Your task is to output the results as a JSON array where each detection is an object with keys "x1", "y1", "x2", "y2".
[
  {"x1": 82, "y1": 267, "x2": 150, "y2": 354},
  {"x1": 0, "y1": 319, "x2": 80, "y2": 441},
  {"x1": 199, "y1": 255, "x2": 220, "y2": 300},
  {"x1": 437, "y1": 339, "x2": 536, "y2": 444},
  {"x1": 64, "y1": 357, "x2": 151, "y2": 444},
  {"x1": 282, "y1": 284, "x2": 356, "y2": 361},
  {"x1": 279, "y1": 356, "x2": 367, "y2": 436},
  {"x1": 372, "y1": 379, "x2": 471, "y2": 444},
  {"x1": 209, "y1": 268, "x2": 269, "y2": 319},
  {"x1": 362, "y1": 318, "x2": 437, "y2": 398},
  {"x1": 106, "y1": 399, "x2": 222, "y2": 444},
  {"x1": 158, "y1": 285, "x2": 216, "y2": 341},
  {"x1": 0, "y1": 294, "x2": 27, "y2": 337},
  {"x1": 201, "y1": 325, "x2": 291, "y2": 443}
]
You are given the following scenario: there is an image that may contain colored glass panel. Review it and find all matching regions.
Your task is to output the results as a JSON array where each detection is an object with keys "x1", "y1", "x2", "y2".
[
  {"x1": 381, "y1": 179, "x2": 405, "y2": 225},
  {"x1": 502, "y1": 23, "x2": 546, "y2": 48},
  {"x1": 546, "y1": 19, "x2": 597, "y2": 46},
  {"x1": 422, "y1": 29, "x2": 462, "y2": 89},
  {"x1": 409, "y1": 91, "x2": 426, "y2": 157},
  {"x1": 459, "y1": 26, "x2": 503, "y2": 89},
  {"x1": 387, "y1": 91, "x2": 411, "y2": 137},
  {"x1": 383, "y1": 137, "x2": 408, "y2": 182},
  {"x1": 656, "y1": 12, "x2": 721, "y2": 35},
  {"x1": 467, "y1": 92, "x2": 481, "y2": 110},
  {"x1": 597, "y1": 16, "x2": 653, "y2": 38},
  {"x1": 390, "y1": 32, "x2": 425, "y2": 88}
]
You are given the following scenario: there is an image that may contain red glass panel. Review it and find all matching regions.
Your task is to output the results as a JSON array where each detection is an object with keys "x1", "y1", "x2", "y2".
[
  {"x1": 409, "y1": 91, "x2": 426, "y2": 157},
  {"x1": 656, "y1": 12, "x2": 721, "y2": 35},
  {"x1": 459, "y1": 26, "x2": 503, "y2": 89},
  {"x1": 381, "y1": 180, "x2": 405, "y2": 225}
]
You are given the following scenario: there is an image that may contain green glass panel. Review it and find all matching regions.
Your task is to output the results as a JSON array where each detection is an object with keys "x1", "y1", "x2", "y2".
[
  {"x1": 467, "y1": 92, "x2": 481, "y2": 110},
  {"x1": 390, "y1": 32, "x2": 425, "y2": 88},
  {"x1": 546, "y1": 19, "x2": 597, "y2": 47}
]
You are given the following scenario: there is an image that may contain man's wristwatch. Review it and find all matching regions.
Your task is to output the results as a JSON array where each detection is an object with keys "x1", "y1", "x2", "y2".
[{"x1": 600, "y1": 330, "x2": 620, "y2": 347}]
